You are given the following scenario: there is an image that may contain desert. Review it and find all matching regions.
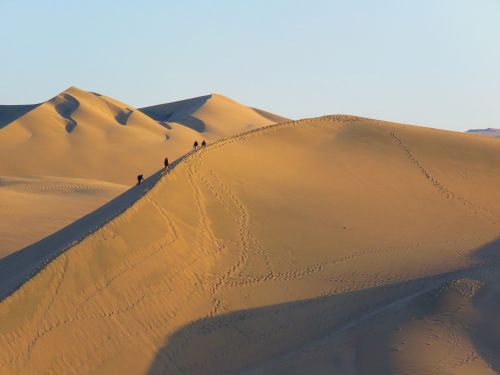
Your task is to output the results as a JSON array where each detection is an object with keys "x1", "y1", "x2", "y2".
[{"x1": 1, "y1": 1, "x2": 499, "y2": 374}]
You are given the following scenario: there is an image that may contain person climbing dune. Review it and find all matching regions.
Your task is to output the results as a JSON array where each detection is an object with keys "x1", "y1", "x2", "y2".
[
  {"x1": 201, "y1": 140, "x2": 207, "y2": 148},
  {"x1": 164, "y1": 157, "x2": 169, "y2": 171},
  {"x1": 193, "y1": 141, "x2": 199, "y2": 151},
  {"x1": 136, "y1": 174, "x2": 144, "y2": 185}
]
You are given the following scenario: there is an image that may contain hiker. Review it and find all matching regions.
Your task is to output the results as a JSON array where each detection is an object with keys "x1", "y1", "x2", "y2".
[
  {"x1": 201, "y1": 140, "x2": 207, "y2": 148},
  {"x1": 164, "y1": 157, "x2": 169, "y2": 171},
  {"x1": 193, "y1": 140, "x2": 199, "y2": 151},
  {"x1": 137, "y1": 174, "x2": 144, "y2": 185}
]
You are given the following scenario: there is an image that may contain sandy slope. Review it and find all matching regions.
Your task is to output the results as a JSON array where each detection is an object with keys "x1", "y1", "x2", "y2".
[
  {"x1": 466, "y1": 128, "x2": 500, "y2": 138},
  {"x1": 0, "y1": 176, "x2": 126, "y2": 257},
  {"x1": 1, "y1": 116, "x2": 500, "y2": 374}
]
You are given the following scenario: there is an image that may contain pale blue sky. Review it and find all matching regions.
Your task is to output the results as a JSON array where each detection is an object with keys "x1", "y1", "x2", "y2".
[{"x1": 1, "y1": 0, "x2": 499, "y2": 131}]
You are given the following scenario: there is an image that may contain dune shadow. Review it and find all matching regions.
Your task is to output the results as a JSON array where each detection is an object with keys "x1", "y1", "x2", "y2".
[
  {"x1": 55, "y1": 93, "x2": 80, "y2": 133},
  {"x1": 466, "y1": 236, "x2": 500, "y2": 373},
  {"x1": 139, "y1": 94, "x2": 211, "y2": 133},
  {"x1": 146, "y1": 261, "x2": 497, "y2": 375},
  {"x1": 115, "y1": 108, "x2": 133, "y2": 125},
  {"x1": 175, "y1": 115, "x2": 205, "y2": 132},
  {"x1": 471, "y1": 236, "x2": 500, "y2": 263},
  {"x1": 160, "y1": 121, "x2": 172, "y2": 129},
  {"x1": 0, "y1": 103, "x2": 41, "y2": 129}
]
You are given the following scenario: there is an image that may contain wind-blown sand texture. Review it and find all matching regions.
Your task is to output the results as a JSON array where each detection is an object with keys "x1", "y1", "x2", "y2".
[
  {"x1": 1, "y1": 116, "x2": 500, "y2": 374},
  {"x1": 0, "y1": 88, "x2": 287, "y2": 257}
]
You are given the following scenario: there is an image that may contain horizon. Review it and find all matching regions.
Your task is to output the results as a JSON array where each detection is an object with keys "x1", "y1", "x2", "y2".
[
  {"x1": 6, "y1": 84, "x2": 500, "y2": 134},
  {"x1": 1, "y1": 0, "x2": 499, "y2": 132}
]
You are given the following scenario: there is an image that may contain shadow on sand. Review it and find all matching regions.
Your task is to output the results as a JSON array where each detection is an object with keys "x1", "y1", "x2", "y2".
[
  {"x1": 146, "y1": 237, "x2": 500, "y2": 375},
  {"x1": 0, "y1": 103, "x2": 41, "y2": 129},
  {"x1": 139, "y1": 94, "x2": 211, "y2": 133},
  {"x1": 468, "y1": 237, "x2": 500, "y2": 374}
]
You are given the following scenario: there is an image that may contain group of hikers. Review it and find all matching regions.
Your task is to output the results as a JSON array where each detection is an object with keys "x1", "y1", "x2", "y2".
[
  {"x1": 193, "y1": 139, "x2": 206, "y2": 151},
  {"x1": 136, "y1": 139, "x2": 207, "y2": 185}
]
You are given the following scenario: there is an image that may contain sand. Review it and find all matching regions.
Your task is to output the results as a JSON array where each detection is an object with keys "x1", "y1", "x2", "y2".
[
  {"x1": 0, "y1": 176, "x2": 126, "y2": 257},
  {"x1": 1, "y1": 116, "x2": 500, "y2": 374},
  {"x1": 139, "y1": 93, "x2": 290, "y2": 140},
  {"x1": 0, "y1": 88, "x2": 286, "y2": 257},
  {"x1": 0, "y1": 88, "x2": 287, "y2": 185},
  {"x1": 0, "y1": 87, "x2": 195, "y2": 185}
]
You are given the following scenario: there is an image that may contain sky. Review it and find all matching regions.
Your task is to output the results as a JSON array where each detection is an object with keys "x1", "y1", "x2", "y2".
[{"x1": 1, "y1": 0, "x2": 499, "y2": 131}]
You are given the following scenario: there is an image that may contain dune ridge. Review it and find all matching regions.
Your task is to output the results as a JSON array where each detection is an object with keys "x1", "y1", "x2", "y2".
[
  {"x1": 0, "y1": 116, "x2": 302, "y2": 300},
  {"x1": 140, "y1": 93, "x2": 291, "y2": 139},
  {"x1": 1, "y1": 115, "x2": 500, "y2": 374}
]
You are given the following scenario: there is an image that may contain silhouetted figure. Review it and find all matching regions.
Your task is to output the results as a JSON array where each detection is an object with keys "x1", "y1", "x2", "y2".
[
  {"x1": 137, "y1": 174, "x2": 144, "y2": 185},
  {"x1": 193, "y1": 141, "x2": 199, "y2": 151},
  {"x1": 164, "y1": 157, "x2": 169, "y2": 171},
  {"x1": 201, "y1": 140, "x2": 207, "y2": 148}
]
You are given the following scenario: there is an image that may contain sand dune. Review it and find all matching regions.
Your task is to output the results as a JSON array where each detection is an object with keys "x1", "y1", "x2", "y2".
[
  {"x1": 1, "y1": 116, "x2": 500, "y2": 374},
  {"x1": 0, "y1": 176, "x2": 126, "y2": 258},
  {"x1": 0, "y1": 88, "x2": 287, "y2": 185},
  {"x1": 0, "y1": 87, "x2": 195, "y2": 185},
  {"x1": 466, "y1": 128, "x2": 500, "y2": 138},
  {"x1": 140, "y1": 93, "x2": 290, "y2": 139},
  {"x1": 0, "y1": 88, "x2": 287, "y2": 255}
]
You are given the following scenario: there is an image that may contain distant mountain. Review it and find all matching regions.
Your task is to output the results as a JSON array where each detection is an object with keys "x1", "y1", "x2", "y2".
[{"x1": 466, "y1": 128, "x2": 500, "y2": 138}]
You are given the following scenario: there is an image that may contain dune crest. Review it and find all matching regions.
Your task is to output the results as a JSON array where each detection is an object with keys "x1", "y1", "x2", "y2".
[{"x1": 140, "y1": 93, "x2": 290, "y2": 139}]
